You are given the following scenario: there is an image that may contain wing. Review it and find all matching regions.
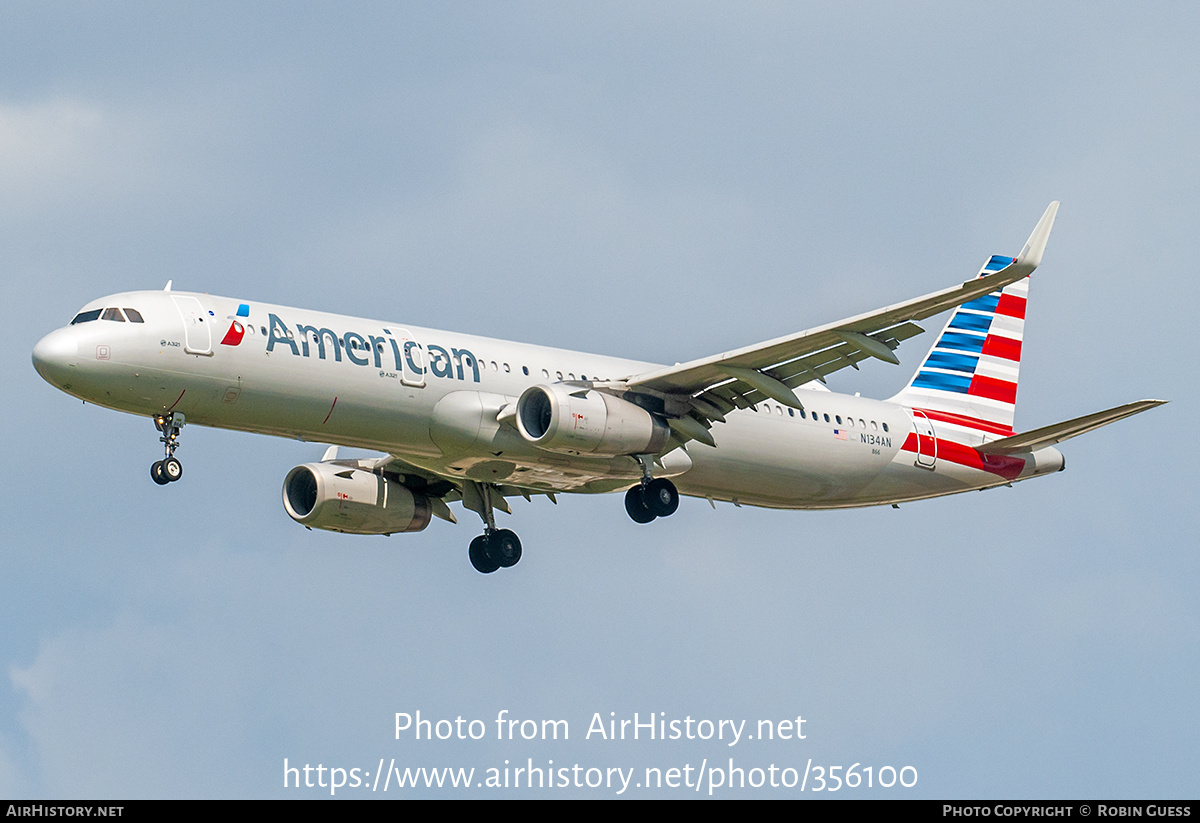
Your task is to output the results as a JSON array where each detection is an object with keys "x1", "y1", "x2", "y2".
[
  {"x1": 369, "y1": 453, "x2": 559, "y2": 523},
  {"x1": 618, "y1": 202, "x2": 1060, "y2": 446}
]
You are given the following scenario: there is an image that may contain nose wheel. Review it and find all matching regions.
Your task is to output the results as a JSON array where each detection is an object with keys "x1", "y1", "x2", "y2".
[
  {"x1": 150, "y1": 457, "x2": 183, "y2": 485},
  {"x1": 150, "y1": 413, "x2": 186, "y2": 485}
]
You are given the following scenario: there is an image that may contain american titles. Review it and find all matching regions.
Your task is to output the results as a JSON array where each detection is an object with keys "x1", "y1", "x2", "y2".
[{"x1": 264, "y1": 313, "x2": 480, "y2": 383}]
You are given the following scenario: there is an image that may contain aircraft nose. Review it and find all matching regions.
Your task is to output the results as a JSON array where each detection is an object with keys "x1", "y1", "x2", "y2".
[{"x1": 32, "y1": 328, "x2": 79, "y2": 387}]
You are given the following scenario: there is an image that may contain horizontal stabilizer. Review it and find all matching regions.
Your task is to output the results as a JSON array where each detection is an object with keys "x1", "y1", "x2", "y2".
[{"x1": 975, "y1": 399, "x2": 1166, "y2": 455}]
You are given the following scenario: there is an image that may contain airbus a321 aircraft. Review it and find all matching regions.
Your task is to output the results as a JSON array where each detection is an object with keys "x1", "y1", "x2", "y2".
[{"x1": 32, "y1": 203, "x2": 1163, "y2": 573}]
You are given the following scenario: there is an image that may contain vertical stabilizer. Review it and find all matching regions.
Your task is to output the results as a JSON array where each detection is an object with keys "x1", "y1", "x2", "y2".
[{"x1": 889, "y1": 257, "x2": 1031, "y2": 436}]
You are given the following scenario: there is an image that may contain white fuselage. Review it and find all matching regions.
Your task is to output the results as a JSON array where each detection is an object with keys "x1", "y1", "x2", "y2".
[{"x1": 32, "y1": 290, "x2": 1064, "y2": 510}]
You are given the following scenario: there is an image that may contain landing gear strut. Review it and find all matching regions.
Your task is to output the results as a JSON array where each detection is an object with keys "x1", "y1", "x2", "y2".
[
  {"x1": 464, "y1": 481, "x2": 522, "y2": 574},
  {"x1": 150, "y1": 412, "x2": 185, "y2": 485},
  {"x1": 624, "y1": 455, "x2": 679, "y2": 523}
]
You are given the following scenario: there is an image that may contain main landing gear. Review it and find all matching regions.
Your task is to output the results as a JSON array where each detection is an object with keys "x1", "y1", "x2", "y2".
[
  {"x1": 624, "y1": 455, "x2": 679, "y2": 523},
  {"x1": 463, "y1": 481, "x2": 522, "y2": 574},
  {"x1": 150, "y1": 412, "x2": 185, "y2": 486},
  {"x1": 468, "y1": 529, "x2": 522, "y2": 575}
]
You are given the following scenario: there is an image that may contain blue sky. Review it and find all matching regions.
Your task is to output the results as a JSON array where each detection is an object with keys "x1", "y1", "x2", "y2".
[{"x1": 3, "y1": 2, "x2": 1194, "y2": 797}]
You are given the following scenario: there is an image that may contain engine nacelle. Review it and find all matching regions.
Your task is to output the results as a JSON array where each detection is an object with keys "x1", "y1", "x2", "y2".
[
  {"x1": 515, "y1": 384, "x2": 670, "y2": 456},
  {"x1": 282, "y1": 463, "x2": 432, "y2": 535}
]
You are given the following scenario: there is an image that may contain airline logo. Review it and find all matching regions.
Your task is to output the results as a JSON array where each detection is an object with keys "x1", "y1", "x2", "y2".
[
  {"x1": 220, "y1": 303, "x2": 251, "y2": 346},
  {"x1": 906, "y1": 255, "x2": 1027, "y2": 431}
]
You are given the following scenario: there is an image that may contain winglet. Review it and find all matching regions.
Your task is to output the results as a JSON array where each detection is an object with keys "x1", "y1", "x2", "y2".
[{"x1": 1013, "y1": 201, "x2": 1060, "y2": 273}]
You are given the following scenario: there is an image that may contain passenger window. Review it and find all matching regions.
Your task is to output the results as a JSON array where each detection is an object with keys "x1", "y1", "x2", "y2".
[
  {"x1": 882, "y1": 423, "x2": 889, "y2": 432},
  {"x1": 71, "y1": 309, "x2": 102, "y2": 325},
  {"x1": 836, "y1": 415, "x2": 843, "y2": 425},
  {"x1": 823, "y1": 414, "x2": 830, "y2": 423},
  {"x1": 123, "y1": 308, "x2": 144, "y2": 323},
  {"x1": 101, "y1": 308, "x2": 125, "y2": 322}
]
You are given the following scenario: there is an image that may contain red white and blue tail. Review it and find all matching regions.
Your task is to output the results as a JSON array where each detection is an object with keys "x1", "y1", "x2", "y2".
[{"x1": 889, "y1": 256, "x2": 1030, "y2": 436}]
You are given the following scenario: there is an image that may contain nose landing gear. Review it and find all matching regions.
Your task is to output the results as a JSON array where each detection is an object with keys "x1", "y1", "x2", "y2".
[{"x1": 150, "y1": 413, "x2": 185, "y2": 485}]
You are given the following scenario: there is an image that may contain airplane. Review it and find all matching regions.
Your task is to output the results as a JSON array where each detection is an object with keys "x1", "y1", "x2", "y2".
[{"x1": 31, "y1": 202, "x2": 1164, "y2": 573}]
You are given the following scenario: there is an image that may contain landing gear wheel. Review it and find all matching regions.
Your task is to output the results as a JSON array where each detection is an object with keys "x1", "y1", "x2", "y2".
[
  {"x1": 151, "y1": 413, "x2": 186, "y2": 485},
  {"x1": 644, "y1": 478, "x2": 679, "y2": 518},
  {"x1": 486, "y1": 529, "x2": 522, "y2": 568},
  {"x1": 163, "y1": 456, "x2": 183, "y2": 482},
  {"x1": 465, "y1": 483, "x2": 525, "y2": 574},
  {"x1": 625, "y1": 485, "x2": 657, "y2": 523},
  {"x1": 469, "y1": 535, "x2": 500, "y2": 574},
  {"x1": 150, "y1": 461, "x2": 170, "y2": 485}
]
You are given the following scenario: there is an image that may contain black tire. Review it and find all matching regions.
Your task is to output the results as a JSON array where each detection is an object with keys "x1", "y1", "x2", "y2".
[
  {"x1": 469, "y1": 535, "x2": 500, "y2": 574},
  {"x1": 150, "y1": 461, "x2": 170, "y2": 485},
  {"x1": 486, "y1": 529, "x2": 522, "y2": 568},
  {"x1": 625, "y1": 485, "x2": 657, "y2": 523},
  {"x1": 163, "y1": 456, "x2": 183, "y2": 482},
  {"x1": 645, "y1": 478, "x2": 679, "y2": 518}
]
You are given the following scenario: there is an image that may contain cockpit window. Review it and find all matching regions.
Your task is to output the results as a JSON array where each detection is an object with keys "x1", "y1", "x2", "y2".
[
  {"x1": 70, "y1": 309, "x2": 103, "y2": 325},
  {"x1": 70, "y1": 306, "x2": 144, "y2": 324}
]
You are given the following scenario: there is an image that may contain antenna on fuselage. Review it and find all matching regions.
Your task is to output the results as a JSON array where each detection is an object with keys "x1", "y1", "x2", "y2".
[{"x1": 163, "y1": 280, "x2": 172, "y2": 292}]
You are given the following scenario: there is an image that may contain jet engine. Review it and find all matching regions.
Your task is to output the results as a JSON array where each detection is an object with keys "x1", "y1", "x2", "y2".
[
  {"x1": 515, "y1": 384, "x2": 670, "y2": 456},
  {"x1": 282, "y1": 463, "x2": 432, "y2": 535}
]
